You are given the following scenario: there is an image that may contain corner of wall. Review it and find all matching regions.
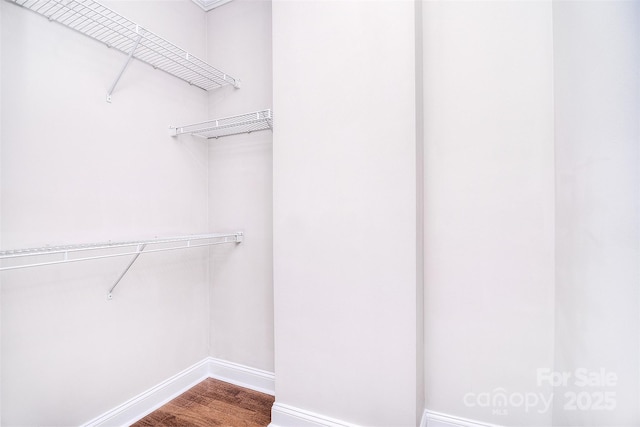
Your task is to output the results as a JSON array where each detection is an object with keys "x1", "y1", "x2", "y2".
[
  {"x1": 203, "y1": 2, "x2": 212, "y2": 359},
  {"x1": 0, "y1": 0, "x2": 3, "y2": 421},
  {"x1": 204, "y1": 0, "x2": 274, "y2": 372},
  {"x1": 415, "y1": 0, "x2": 426, "y2": 424}
]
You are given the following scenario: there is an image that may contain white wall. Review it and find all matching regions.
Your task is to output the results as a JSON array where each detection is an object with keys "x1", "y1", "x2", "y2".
[
  {"x1": 422, "y1": 1, "x2": 556, "y2": 425},
  {"x1": 3, "y1": 2, "x2": 637, "y2": 427},
  {"x1": 206, "y1": 0, "x2": 274, "y2": 372},
  {"x1": 415, "y1": 1, "x2": 425, "y2": 424},
  {"x1": 553, "y1": 1, "x2": 640, "y2": 425},
  {"x1": 1, "y1": 1, "x2": 211, "y2": 424},
  {"x1": 422, "y1": 2, "x2": 640, "y2": 427},
  {"x1": 0, "y1": 0, "x2": 3, "y2": 422},
  {"x1": 272, "y1": 1, "x2": 419, "y2": 425}
]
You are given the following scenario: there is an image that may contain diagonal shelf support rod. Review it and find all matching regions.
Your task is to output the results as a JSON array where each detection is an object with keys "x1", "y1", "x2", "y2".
[
  {"x1": 107, "y1": 243, "x2": 146, "y2": 300},
  {"x1": 106, "y1": 30, "x2": 142, "y2": 103}
]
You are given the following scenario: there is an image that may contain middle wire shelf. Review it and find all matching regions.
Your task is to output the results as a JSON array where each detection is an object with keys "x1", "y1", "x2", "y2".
[{"x1": 171, "y1": 109, "x2": 273, "y2": 140}]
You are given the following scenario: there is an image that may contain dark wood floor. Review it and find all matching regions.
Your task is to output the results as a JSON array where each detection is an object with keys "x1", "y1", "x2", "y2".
[{"x1": 131, "y1": 378, "x2": 275, "y2": 427}]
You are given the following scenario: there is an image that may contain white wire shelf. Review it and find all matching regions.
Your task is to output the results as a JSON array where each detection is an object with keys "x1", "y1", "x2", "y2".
[
  {"x1": 0, "y1": 232, "x2": 243, "y2": 299},
  {"x1": 8, "y1": 0, "x2": 240, "y2": 92},
  {"x1": 0, "y1": 232, "x2": 242, "y2": 271},
  {"x1": 171, "y1": 109, "x2": 273, "y2": 140}
]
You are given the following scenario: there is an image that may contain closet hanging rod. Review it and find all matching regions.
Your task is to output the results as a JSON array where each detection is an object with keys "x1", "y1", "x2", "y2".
[
  {"x1": 0, "y1": 232, "x2": 243, "y2": 271},
  {"x1": 7, "y1": 0, "x2": 240, "y2": 95},
  {"x1": 171, "y1": 109, "x2": 273, "y2": 140}
]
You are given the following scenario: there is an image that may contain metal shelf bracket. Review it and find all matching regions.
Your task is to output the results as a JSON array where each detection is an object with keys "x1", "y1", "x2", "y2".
[
  {"x1": 106, "y1": 29, "x2": 142, "y2": 103},
  {"x1": 107, "y1": 243, "x2": 145, "y2": 300}
]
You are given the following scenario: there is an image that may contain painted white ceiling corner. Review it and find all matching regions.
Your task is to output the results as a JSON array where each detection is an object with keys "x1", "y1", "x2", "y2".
[{"x1": 191, "y1": 0, "x2": 234, "y2": 12}]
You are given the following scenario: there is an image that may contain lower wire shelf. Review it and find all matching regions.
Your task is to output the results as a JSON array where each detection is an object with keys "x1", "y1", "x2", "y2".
[{"x1": 0, "y1": 232, "x2": 244, "y2": 299}]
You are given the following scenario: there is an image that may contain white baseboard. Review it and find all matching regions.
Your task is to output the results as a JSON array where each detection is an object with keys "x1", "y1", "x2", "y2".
[
  {"x1": 82, "y1": 365, "x2": 500, "y2": 427},
  {"x1": 208, "y1": 356, "x2": 275, "y2": 396},
  {"x1": 422, "y1": 410, "x2": 501, "y2": 427},
  {"x1": 269, "y1": 402, "x2": 359, "y2": 427},
  {"x1": 82, "y1": 357, "x2": 275, "y2": 427},
  {"x1": 81, "y1": 358, "x2": 210, "y2": 427},
  {"x1": 271, "y1": 405, "x2": 493, "y2": 427}
]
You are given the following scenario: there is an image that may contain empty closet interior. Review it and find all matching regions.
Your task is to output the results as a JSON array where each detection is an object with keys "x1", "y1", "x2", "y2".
[
  {"x1": 3, "y1": 0, "x2": 639, "y2": 426},
  {"x1": 1, "y1": 0, "x2": 273, "y2": 424}
]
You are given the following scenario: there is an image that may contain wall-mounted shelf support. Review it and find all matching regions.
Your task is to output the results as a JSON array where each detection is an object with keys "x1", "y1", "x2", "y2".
[
  {"x1": 106, "y1": 31, "x2": 142, "y2": 103},
  {"x1": 7, "y1": 0, "x2": 240, "y2": 97},
  {"x1": 0, "y1": 232, "x2": 243, "y2": 299},
  {"x1": 107, "y1": 243, "x2": 145, "y2": 299},
  {"x1": 170, "y1": 109, "x2": 273, "y2": 140}
]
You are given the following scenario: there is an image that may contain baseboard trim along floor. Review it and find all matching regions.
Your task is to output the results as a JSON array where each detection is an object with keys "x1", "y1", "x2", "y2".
[
  {"x1": 81, "y1": 360, "x2": 499, "y2": 427},
  {"x1": 421, "y1": 410, "x2": 502, "y2": 427},
  {"x1": 269, "y1": 405, "x2": 500, "y2": 427},
  {"x1": 269, "y1": 402, "x2": 360, "y2": 427},
  {"x1": 81, "y1": 357, "x2": 275, "y2": 427}
]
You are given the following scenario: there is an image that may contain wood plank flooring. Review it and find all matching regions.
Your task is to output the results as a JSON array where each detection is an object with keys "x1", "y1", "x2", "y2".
[{"x1": 131, "y1": 378, "x2": 274, "y2": 427}]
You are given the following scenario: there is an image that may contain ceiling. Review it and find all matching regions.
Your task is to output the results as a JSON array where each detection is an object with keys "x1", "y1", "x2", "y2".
[{"x1": 191, "y1": 0, "x2": 234, "y2": 12}]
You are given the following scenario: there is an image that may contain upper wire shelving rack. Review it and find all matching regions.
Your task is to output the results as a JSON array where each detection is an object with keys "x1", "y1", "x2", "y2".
[
  {"x1": 171, "y1": 109, "x2": 273, "y2": 139},
  {"x1": 8, "y1": 0, "x2": 240, "y2": 94}
]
